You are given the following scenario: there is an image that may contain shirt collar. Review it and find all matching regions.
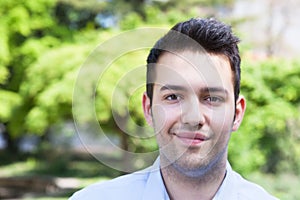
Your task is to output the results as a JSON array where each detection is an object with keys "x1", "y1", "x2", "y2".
[
  {"x1": 213, "y1": 161, "x2": 237, "y2": 200},
  {"x1": 142, "y1": 157, "x2": 169, "y2": 200},
  {"x1": 142, "y1": 158, "x2": 235, "y2": 200}
]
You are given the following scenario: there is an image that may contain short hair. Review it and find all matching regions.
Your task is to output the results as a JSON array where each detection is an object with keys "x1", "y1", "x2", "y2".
[{"x1": 146, "y1": 18, "x2": 241, "y2": 106}]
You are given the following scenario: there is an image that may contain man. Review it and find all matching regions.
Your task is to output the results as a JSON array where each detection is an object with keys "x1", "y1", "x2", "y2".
[{"x1": 70, "y1": 18, "x2": 278, "y2": 200}]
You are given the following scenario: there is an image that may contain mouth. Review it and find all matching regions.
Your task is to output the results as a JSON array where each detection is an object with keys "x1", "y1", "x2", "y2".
[{"x1": 172, "y1": 132, "x2": 208, "y2": 146}]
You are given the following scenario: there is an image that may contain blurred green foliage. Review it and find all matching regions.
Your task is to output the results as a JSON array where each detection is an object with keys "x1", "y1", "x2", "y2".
[
  {"x1": 0, "y1": 0, "x2": 299, "y2": 178},
  {"x1": 229, "y1": 58, "x2": 300, "y2": 174}
]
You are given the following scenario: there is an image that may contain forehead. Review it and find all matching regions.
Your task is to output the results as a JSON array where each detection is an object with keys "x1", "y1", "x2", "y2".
[{"x1": 154, "y1": 51, "x2": 233, "y2": 90}]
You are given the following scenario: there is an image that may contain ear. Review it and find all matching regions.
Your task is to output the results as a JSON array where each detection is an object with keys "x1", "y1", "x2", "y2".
[
  {"x1": 142, "y1": 92, "x2": 153, "y2": 127},
  {"x1": 232, "y1": 95, "x2": 246, "y2": 131}
]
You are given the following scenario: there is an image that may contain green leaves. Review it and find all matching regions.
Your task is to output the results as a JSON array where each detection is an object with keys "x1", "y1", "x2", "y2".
[
  {"x1": 0, "y1": 0, "x2": 299, "y2": 176},
  {"x1": 0, "y1": 90, "x2": 22, "y2": 122},
  {"x1": 20, "y1": 43, "x2": 91, "y2": 133},
  {"x1": 0, "y1": 66, "x2": 9, "y2": 84},
  {"x1": 229, "y1": 58, "x2": 300, "y2": 174}
]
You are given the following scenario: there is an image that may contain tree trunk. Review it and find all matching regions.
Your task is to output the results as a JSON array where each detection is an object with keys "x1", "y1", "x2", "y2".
[
  {"x1": 113, "y1": 113, "x2": 132, "y2": 173},
  {"x1": 1, "y1": 123, "x2": 18, "y2": 153}
]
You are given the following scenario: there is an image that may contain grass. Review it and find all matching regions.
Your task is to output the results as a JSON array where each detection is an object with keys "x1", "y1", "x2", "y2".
[
  {"x1": 0, "y1": 151, "x2": 121, "y2": 200},
  {"x1": 20, "y1": 176, "x2": 106, "y2": 200},
  {"x1": 0, "y1": 158, "x2": 111, "y2": 199}
]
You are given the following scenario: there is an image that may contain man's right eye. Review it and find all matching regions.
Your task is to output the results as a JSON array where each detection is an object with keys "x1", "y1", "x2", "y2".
[{"x1": 165, "y1": 94, "x2": 181, "y2": 101}]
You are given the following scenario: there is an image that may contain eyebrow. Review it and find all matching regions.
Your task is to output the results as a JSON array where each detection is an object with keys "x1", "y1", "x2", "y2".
[
  {"x1": 160, "y1": 84, "x2": 228, "y2": 95},
  {"x1": 160, "y1": 84, "x2": 188, "y2": 92},
  {"x1": 199, "y1": 87, "x2": 229, "y2": 95}
]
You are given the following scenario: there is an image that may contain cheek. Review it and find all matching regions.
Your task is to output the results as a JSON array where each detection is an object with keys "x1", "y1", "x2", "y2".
[
  {"x1": 151, "y1": 105, "x2": 168, "y2": 133},
  {"x1": 209, "y1": 107, "x2": 235, "y2": 134},
  {"x1": 152, "y1": 105, "x2": 180, "y2": 133},
  {"x1": 209, "y1": 110, "x2": 233, "y2": 147}
]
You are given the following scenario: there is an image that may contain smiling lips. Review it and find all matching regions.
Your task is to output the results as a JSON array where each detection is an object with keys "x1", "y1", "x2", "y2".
[{"x1": 173, "y1": 132, "x2": 208, "y2": 146}]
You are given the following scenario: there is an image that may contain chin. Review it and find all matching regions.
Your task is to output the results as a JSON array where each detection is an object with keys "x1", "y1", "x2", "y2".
[
  {"x1": 172, "y1": 156, "x2": 210, "y2": 177},
  {"x1": 170, "y1": 148, "x2": 227, "y2": 178}
]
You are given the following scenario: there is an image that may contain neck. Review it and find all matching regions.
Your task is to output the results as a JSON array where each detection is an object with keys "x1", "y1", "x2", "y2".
[{"x1": 160, "y1": 156, "x2": 227, "y2": 200}]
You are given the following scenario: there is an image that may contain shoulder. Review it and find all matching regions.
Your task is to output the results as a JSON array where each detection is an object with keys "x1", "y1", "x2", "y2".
[
  {"x1": 69, "y1": 172, "x2": 150, "y2": 200},
  {"x1": 231, "y1": 170, "x2": 279, "y2": 200}
]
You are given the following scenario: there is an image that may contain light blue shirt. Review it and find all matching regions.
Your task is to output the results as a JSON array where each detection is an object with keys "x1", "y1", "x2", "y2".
[{"x1": 70, "y1": 158, "x2": 278, "y2": 200}]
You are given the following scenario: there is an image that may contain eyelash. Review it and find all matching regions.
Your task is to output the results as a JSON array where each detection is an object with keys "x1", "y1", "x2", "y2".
[
  {"x1": 165, "y1": 94, "x2": 182, "y2": 101},
  {"x1": 203, "y1": 96, "x2": 225, "y2": 106},
  {"x1": 163, "y1": 93, "x2": 225, "y2": 106},
  {"x1": 204, "y1": 96, "x2": 223, "y2": 102}
]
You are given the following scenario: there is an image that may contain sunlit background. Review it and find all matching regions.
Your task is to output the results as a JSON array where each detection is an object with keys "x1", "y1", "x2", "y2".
[{"x1": 0, "y1": 0, "x2": 299, "y2": 199}]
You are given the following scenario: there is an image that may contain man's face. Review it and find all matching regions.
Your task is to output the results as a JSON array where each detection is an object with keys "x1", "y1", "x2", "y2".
[{"x1": 143, "y1": 51, "x2": 245, "y2": 176}]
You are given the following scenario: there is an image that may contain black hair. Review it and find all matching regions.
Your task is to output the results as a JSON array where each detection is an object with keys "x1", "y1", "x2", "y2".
[{"x1": 146, "y1": 18, "x2": 241, "y2": 105}]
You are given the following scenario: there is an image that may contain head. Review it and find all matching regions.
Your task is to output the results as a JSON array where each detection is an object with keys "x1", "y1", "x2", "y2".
[
  {"x1": 143, "y1": 18, "x2": 246, "y2": 177},
  {"x1": 146, "y1": 18, "x2": 241, "y2": 106}
]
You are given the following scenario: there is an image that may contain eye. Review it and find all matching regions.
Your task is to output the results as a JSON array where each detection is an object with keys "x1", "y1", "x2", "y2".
[
  {"x1": 204, "y1": 96, "x2": 224, "y2": 105},
  {"x1": 165, "y1": 94, "x2": 182, "y2": 102},
  {"x1": 206, "y1": 96, "x2": 221, "y2": 102}
]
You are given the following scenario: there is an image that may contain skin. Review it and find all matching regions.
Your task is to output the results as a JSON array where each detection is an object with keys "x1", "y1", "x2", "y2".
[{"x1": 143, "y1": 50, "x2": 246, "y2": 200}]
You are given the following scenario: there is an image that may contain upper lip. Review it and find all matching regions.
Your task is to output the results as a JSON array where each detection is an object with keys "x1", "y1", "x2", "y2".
[{"x1": 173, "y1": 132, "x2": 209, "y2": 140}]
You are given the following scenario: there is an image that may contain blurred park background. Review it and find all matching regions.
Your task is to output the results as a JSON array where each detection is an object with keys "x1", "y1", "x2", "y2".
[{"x1": 0, "y1": 0, "x2": 300, "y2": 199}]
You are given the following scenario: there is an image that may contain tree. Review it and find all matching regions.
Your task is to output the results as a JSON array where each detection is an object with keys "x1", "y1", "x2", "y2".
[
  {"x1": 0, "y1": 0, "x2": 61, "y2": 151},
  {"x1": 229, "y1": 57, "x2": 300, "y2": 174}
]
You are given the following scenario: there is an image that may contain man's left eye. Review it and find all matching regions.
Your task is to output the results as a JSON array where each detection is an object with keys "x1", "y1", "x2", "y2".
[
  {"x1": 207, "y1": 97, "x2": 220, "y2": 101},
  {"x1": 204, "y1": 96, "x2": 224, "y2": 104}
]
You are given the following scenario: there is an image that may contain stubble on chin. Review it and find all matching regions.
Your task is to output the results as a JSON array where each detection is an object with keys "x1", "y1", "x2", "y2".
[{"x1": 160, "y1": 144, "x2": 227, "y2": 180}]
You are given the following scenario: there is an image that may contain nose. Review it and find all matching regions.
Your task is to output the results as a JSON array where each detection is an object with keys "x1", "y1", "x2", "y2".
[{"x1": 181, "y1": 96, "x2": 205, "y2": 127}]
